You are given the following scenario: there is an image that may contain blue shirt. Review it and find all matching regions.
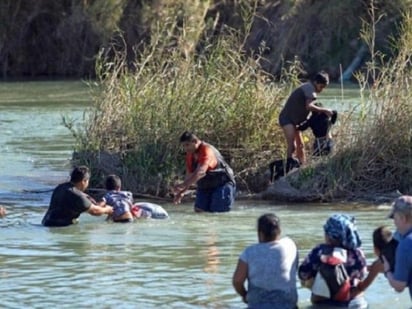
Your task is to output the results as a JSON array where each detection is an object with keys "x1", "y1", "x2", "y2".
[
  {"x1": 393, "y1": 228, "x2": 412, "y2": 299},
  {"x1": 103, "y1": 190, "x2": 133, "y2": 218}
]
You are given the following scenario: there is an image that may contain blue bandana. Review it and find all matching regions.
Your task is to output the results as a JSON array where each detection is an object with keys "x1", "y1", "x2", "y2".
[{"x1": 323, "y1": 214, "x2": 362, "y2": 250}]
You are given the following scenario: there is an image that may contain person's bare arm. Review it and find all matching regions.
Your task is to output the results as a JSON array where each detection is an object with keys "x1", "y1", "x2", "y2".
[
  {"x1": 232, "y1": 259, "x2": 248, "y2": 304},
  {"x1": 178, "y1": 163, "x2": 208, "y2": 190},
  {"x1": 352, "y1": 259, "x2": 383, "y2": 296},
  {"x1": 84, "y1": 193, "x2": 106, "y2": 207},
  {"x1": 94, "y1": 198, "x2": 106, "y2": 207},
  {"x1": 306, "y1": 100, "x2": 333, "y2": 117},
  {"x1": 385, "y1": 272, "x2": 407, "y2": 292},
  {"x1": 383, "y1": 255, "x2": 407, "y2": 292},
  {"x1": 87, "y1": 204, "x2": 113, "y2": 216},
  {"x1": 172, "y1": 163, "x2": 208, "y2": 204}
]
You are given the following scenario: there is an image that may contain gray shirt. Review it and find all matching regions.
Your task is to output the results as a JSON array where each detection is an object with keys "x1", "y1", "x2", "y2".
[
  {"x1": 240, "y1": 236, "x2": 298, "y2": 308},
  {"x1": 279, "y1": 82, "x2": 317, "y2": 125}
]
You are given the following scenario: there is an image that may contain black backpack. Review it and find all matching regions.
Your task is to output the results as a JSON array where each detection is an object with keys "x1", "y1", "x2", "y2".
[
  {"x1": 318, "y1": 259, "x2": 351, "y2": 301},
  {"x1": 313, "y1": 247, "x2": 351, "y2": 302}
]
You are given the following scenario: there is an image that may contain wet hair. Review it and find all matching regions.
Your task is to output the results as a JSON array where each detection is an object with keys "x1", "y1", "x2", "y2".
[
  {"x1": 105, "y1": 174, "x2": 121, "y2": 191},
  {"x1": 313, "y1": 71, "x2": 329, "y2": 85},
  {"x1": 373, "y1": 225, "x2": 398, "y2": 272},
  {"x1": 70, "y1": 166, "x2": 90, "y2": 183},
  {"x1": 179, "y1": 131, "x2": 199, "y2": 143},
  {"x1": 373, "y1": 226, "x2": 393, "y2": 251},
  {"x1": 257, "y1": 213, "x2": 281, "y2": 241}
]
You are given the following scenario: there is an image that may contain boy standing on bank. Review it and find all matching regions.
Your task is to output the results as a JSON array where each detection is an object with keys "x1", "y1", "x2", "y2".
[{"x1": 278, "y1": 71, "x2": 333, "y2": 165}]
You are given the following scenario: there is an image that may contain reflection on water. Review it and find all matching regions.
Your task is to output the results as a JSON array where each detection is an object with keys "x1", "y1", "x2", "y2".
[
  {"x1": 203, "y1": 232, "x2": 220, "y2": 274},
  {"x1": 0, "y1": 82, "x2": 409, "y2": 308}
]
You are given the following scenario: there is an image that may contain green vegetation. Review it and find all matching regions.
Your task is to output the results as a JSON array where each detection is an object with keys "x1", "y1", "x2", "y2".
[
  {"x1": 290, "y1": 9, "x2": 412, "y2": 199},
  {"x1": 70, "y1": 15, "x2": 298, "y2": 194},
  {"x1": 0, "y1": 0, "x2": 408, "y2": 80},
  {"x1": 0, "y1": 0, "x2": 126, "y2": 77},
  {"x1": 67, "y1": 1, "x2": 412, "y2": 199},
  {"x1": 68, "y1": 1, "x2": 412, "y2": 201},
  {"x1": 3, "y1": 0, "x2": 411, "y2": 199}
]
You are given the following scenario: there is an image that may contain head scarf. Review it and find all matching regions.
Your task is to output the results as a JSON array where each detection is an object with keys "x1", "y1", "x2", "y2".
[{"x1": 323, "y1": 214, "x2": 362, "y2": 250}]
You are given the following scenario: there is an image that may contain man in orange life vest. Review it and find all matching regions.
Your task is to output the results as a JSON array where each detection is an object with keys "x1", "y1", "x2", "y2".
[{"x1": 172, "y1": 131, "x2": 236, "y2": 212}]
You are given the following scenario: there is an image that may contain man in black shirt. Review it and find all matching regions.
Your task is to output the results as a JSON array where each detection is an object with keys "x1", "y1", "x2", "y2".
[{"x1": 42, "y1": 166, "x2": 113, "y2": 227}]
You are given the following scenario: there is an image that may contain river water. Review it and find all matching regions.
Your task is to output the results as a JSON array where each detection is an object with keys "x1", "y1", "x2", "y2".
[{"x1": 0, "y1": 81, "x2": 409, "y2": 308}]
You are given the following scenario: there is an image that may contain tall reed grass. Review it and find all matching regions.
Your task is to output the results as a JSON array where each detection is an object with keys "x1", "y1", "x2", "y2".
[
  {"x1": 70, "y1": 3, "x2": 296, "y2": 194},
  {"x1": 71, "y1": 1, "x2": 412, "y2": 199},
  {"x1": 291, "y1": 11, "x2": 412, "y2": 199}
]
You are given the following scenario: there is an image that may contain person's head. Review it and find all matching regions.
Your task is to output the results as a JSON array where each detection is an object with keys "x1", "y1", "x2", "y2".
[
  {"x1": 372, "y1": 225, "x2": 395, "y2": 254},
  {"x1": 70, "y1": 166, "x2": 90, "y2": 191},
  {"x1": 323, "y1": 213, "x2": 362, "y2": 250},
  {"x1": 179, "y1": 131, "x2": 201, "y2": 153},
  {"x1": 105, "y1": 174, "x2": 122, "y2": 191},
  {"x1": 257, "y1": 213, "x2": 281, "y2": 242},
  {"x1": 312, "y1": 71, "x2": 329, "y2": 93},
  {"x1": 373, "y1": 225, "x2": 398, "y2": 271},
  {"x1": 388, "y1": 195, "x2": 412, "y2": 234}
]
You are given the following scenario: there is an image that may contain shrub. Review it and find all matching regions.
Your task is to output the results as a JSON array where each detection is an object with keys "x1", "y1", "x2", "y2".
[{"x1": 69, "y1": 3, "x2": 293, "y2": 195}]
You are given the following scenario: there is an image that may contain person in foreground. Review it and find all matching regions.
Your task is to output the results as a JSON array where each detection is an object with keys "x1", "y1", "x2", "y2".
[
  {"x1": 42, "y1": 166, "x2": 113, "y2": 227},
  {"x1": 172, "y1": 131, "x2": 235, "y2": 213},
  {"x1": 232, "y1": 213, "x2": 298, "y2": 309},
  {"x1": 298, "y1": 213, "x2": 368, "y2": 308},
  {"x1": 278, "y1": 71, "x2": 333, "y2": 165},
  {"x1": 103, "y1": 174, "x2": 168, "y2": 222},
  {"x1": 384, "y1": 195, "x2": 412, "y2": 299}
]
